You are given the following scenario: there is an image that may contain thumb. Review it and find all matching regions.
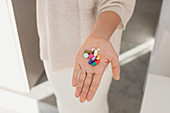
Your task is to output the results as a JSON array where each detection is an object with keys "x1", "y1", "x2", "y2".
[{"x1": 110, "y1": 56, "x2": 120, "y2": 80}]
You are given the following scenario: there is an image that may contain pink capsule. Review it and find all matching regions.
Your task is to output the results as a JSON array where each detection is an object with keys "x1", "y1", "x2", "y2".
[{"x1": 88, "y1": 54, "x2": 94, "y2": 59}]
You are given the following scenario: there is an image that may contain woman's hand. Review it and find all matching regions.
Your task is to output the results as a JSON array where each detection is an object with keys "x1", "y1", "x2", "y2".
[{"x1": 72, "y1": 36, "x2": 120, "y2": 103}]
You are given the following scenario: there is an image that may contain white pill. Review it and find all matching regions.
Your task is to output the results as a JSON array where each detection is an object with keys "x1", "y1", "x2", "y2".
[
  {"x1": 91, "y1": 48, "x2": 95, "y2": 52},
  {"x1": 94, "y1": 48, "x2": 100, "y2": 56}
]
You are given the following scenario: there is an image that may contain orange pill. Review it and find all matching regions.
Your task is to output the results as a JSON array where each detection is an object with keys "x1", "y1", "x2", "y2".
[{"x1": 96, "y1": 55, "x2": 101, "y2": 60}]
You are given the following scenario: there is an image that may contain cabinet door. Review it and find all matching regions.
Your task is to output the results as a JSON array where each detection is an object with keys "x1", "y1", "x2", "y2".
[
  {"x1": 0, "y1": 0, "x2": 44, "y2": 93},
  {"x1": 0, "y1": 0, "x2": 30, "y2": 92}
]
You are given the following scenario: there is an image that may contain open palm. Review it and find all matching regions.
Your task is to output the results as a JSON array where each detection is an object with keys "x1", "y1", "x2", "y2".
[{"x1": 72, "y1": 36, "x2": 120, "y2": 103}]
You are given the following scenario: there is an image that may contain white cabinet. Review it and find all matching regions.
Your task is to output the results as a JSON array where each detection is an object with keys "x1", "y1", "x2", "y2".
[
  {"x1": 0, "y1": 0, "x2": 44, "y2": 93},
  {"x1": 147, "y1": 0, "x2": 170, "y2": 77},
  {"x1": 140, "y1": 74, "x2": 170, "y2": 113},
  {"x1": 141, "y1": 0, "x2": 170, "y2": 112},
  {"x1": 0, "y1": 1, "x2": 54, "y2": 112}
]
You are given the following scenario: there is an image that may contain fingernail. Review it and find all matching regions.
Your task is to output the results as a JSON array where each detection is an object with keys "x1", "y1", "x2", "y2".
[
  {"x1": 72, "y1": 79, "x2": 76, "y2": 87},
  {"x1": 72, "y1": 82, "x2": 76, "y2": 87},
  {"x1": 87, "y1": 96, "x2": 92, "y2": 102},
  {"x1": 116, "y1": 76, "x2": 120, "y2": 80},
  {"x1": 87, "y1": 93, "x2": 93, "y2": 102},
  {"x1": 80, "y1": 97, "x2": 85, "y2": 103},
  {"x1": 113, "y1": 74, "x2": 120, "y2": 81},
  {"x1": 75, "y1": 92, "x2": 79, "y2": 98}
]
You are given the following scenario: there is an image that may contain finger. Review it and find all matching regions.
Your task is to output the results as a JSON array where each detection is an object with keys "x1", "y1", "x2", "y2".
[
  {"x1": 86, "y1": 72, "x2": 103, "y2": 102},
  {"x1": 75, "y1": 70, "x2": 86, "y2": 98},
  {"x1": 110, "y1": 56, "x2": 120, "y2": 80},
  {"x1": 72, "y1": 63, "x2": 81, "y2": 87},
  {"x1": 79, "y1": 72, "x2": 93, "y2": 103}
]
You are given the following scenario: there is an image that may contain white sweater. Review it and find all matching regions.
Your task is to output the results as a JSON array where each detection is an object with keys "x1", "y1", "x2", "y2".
[{"x1": 36, "y1": 0, "x2": 136, "y2": 71}]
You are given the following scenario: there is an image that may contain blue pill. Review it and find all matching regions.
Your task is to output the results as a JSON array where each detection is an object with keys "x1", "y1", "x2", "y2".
[{"x1": 89, "y1": 59, "x2": 93, "y2": 64}]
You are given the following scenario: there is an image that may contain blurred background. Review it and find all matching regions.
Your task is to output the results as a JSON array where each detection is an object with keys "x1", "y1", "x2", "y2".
[{"x1": 1, "y1": 0, "x2": 170, "y2": 113}]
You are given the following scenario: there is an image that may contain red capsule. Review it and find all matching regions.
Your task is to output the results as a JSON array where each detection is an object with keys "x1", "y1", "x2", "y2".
[{"x1": 95, "y1": 60, "x2": 100, "y2": 64}]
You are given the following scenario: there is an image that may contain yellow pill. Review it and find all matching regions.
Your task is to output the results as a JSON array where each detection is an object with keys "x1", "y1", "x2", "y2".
[{"x1": 96, "y1": 55, "x2": 101, "y2": 60}]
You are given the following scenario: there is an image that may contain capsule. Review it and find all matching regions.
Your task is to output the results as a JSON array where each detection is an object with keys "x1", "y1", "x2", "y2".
[
  {"x1": 89, "y1": 56, "x2": 96, "y2": 64},
  {"x1": 91, "y1": 48, "x2": 95, "y2": 52},
  {"x1": 91, "y1": 56, "x2": 96, "y2": 61},
  {"x1": 92, "y1": 62, "x2": 96, "y2": 66},
  {"x1": 83, "y1": 53, "x2": 89, "y2": 59},
  {"x1": 92, "y1": 60, "x2": 100, "y2": 66},
  {"x1": 89, "y1": 59, "x2": 93, "y2": 64},
  {"x1": 94, "y1": 48, "x2": 100, "y2": 57},
  {"x1": 84, "y1": 50, "x2": 92, "y2": 54},
  {"x1": 88, "y1": 53, "x2": 94, "y2": 59},
  {"x1": 95, "y1": 60, "x2": 100, "y2": 64},
  {"x1": 96, "y1": 55, "x2": 101, "y2": 60}
]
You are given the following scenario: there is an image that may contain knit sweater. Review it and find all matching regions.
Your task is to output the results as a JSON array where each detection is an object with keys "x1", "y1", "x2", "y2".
[{"x1": 36, "y1": 0, "x2": 135, "y2": 71}]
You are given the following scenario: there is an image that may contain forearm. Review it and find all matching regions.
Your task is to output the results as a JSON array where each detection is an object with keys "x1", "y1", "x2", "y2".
[{"x1": 89, "y1": 11, "x2": 121, "y2": 41}]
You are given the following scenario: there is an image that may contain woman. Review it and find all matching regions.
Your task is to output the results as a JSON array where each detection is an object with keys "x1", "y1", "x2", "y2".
[{"x1": 36, "y1": 0, "x2": 135, "y2": 113}]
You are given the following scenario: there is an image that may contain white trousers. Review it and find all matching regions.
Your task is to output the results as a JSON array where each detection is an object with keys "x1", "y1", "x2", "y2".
[{"x1": 43, "y1": 60, "x2": 113, "y2": 113}]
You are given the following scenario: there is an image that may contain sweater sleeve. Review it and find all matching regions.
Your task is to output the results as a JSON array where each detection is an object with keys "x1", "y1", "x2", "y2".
[{"x1": 97, "y1": 0, "x2": 136, "y2": 30}]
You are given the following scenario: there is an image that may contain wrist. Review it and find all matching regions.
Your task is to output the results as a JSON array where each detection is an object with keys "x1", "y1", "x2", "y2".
[
  {"x1": 89, "y1": 32, "x2": 111, "y2": 41},
  {"x1": 89, "y1": 11, "x2": 121, "y2": 41},
  {"x1": 86, "y1": 35, "x2": 111, "y2": 43}
]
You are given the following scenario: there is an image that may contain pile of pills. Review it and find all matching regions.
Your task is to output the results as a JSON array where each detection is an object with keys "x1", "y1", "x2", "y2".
[{"x1": 83, "y1": 48, "x2": 101, "y2": 66}]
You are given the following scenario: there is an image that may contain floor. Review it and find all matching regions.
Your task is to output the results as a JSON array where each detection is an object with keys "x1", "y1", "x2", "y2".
[
  {"x1": 0, "y1": 107, "x2": 20, "y2": 113},
  {"x1": 108, "y1": 53, "x2": 150, "y2": 113},
  {"x1": 36, "y1": 0, "x2": 162, "y2": 113}
]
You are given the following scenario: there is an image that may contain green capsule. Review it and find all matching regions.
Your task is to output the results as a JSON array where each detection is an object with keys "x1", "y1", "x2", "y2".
[{"x1": 92, "y1": 61, "x2": 96, "y2": 66}]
